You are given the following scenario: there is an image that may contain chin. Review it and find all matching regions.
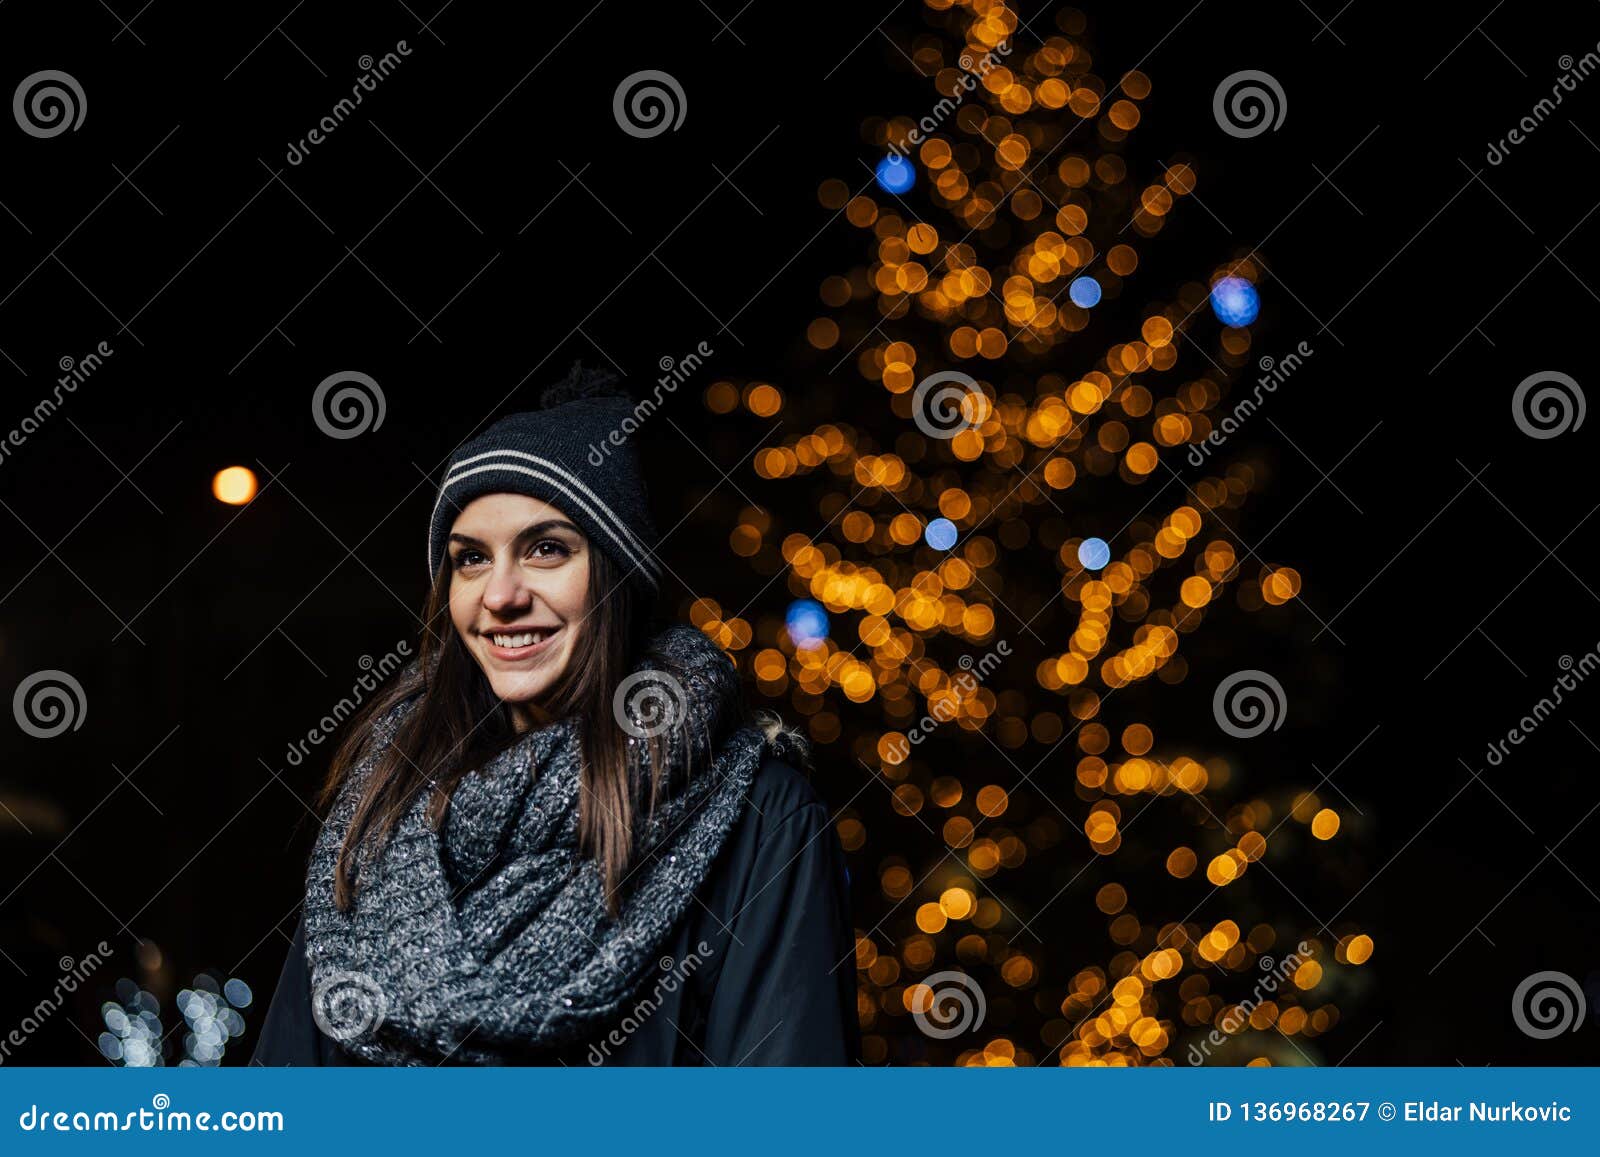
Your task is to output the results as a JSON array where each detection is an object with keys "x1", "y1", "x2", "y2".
[
  {"x1": 476, "y1": 639, "x2": 575, "y2": 709},
  {"x1": 486, "y1": 668, "x2": 556, "y2": 706}
]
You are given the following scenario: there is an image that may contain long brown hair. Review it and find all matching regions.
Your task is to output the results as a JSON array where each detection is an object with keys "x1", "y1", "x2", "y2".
[{"x1": 315, "y1": 544, "x2": 665, "y2": 916}]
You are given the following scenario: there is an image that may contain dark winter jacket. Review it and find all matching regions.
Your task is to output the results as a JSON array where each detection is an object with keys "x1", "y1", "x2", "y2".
[{"x1": 251, "y1": 754, "x2": 860, "y2": 1065}]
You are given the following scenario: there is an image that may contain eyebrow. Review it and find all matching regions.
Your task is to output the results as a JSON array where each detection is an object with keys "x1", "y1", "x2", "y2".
[{"x1": 447, "y1": 519, "x2": 583, "y2": 550}]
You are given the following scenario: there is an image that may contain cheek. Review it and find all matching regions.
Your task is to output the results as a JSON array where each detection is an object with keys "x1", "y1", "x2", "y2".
[
  {"x1": 447, "y1": 577, "x2": 478, "y2": 635},
  {"x1": 555, "y1": 558, "x2": 591, "y2": 616}
]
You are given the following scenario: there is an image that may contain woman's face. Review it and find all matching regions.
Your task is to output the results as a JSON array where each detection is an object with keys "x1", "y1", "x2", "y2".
[{"x1": 446, "y1": 493, "x2": 590, "y2": 728}]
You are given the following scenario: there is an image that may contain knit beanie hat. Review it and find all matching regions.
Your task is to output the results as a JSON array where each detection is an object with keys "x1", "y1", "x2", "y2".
[{"x1": 426, "y1": 363, "x2": 662, "y2": 597}]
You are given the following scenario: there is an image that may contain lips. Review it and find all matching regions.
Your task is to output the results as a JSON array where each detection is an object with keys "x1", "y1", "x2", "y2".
[{"x1": 482, "y1": 624, "x2": 561, "y2": 660}]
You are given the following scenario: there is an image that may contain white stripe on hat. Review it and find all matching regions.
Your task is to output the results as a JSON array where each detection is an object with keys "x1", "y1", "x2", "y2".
[
  {"x1": 427, "y1": 460, "x2": 661, "y2": 587},
  {"x1": 442, "y1": 448, "x2": 661, "y2": 577}
]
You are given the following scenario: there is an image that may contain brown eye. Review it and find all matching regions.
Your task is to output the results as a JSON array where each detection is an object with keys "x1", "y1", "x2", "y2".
[{"x1": 526, "y1": 540, "x2": 572, "y2": 562}]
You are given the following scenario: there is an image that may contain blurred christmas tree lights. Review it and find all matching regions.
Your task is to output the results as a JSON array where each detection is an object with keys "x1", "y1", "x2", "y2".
[{"x1": 696, "y1": 0, "x2": 1372, "y2": 1065}]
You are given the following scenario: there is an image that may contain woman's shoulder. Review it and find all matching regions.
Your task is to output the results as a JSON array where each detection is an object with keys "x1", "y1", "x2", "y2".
[
  {"x1": 743, "y1": 750, "x2": 829, "y2": 838},
  {"x1": 698, "y1": 748, "x2": 842, "y2": 925}
]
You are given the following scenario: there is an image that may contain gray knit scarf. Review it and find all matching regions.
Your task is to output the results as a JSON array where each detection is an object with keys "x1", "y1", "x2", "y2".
[{"x1": 302, "y1": 624, "x2": 792, "y2": 1065}]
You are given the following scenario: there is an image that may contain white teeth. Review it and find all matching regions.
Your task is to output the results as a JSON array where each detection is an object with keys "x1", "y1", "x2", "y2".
[{"x1": 489, "y1": 630, "x2": 549, "y2": 648}]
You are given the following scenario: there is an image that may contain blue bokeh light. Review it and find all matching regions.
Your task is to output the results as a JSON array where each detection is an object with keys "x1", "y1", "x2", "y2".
[
  {"x1": 875, "y1": 154, "x2": 915, "y2": 194},
  {"x1": 1068, "y1": 276, "x2": 1102, "y2": 308},
  {"x1": 786, "y1": 599, "x2": 830, "y2": 647},
  {"x1": 1077, "y1": 537, "x2": 1111, "y2": 571},
  {"x1": 1209, "y1": 277, "x2": 1260, "y2": 327},
  {"x1": 925, "y1": 517, "x2": 958, "y2": 551}
]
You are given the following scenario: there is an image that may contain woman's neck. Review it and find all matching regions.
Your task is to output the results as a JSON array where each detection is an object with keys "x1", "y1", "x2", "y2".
[{"x1": 508, "y1": 700, "x2": 556, "y2": 734}]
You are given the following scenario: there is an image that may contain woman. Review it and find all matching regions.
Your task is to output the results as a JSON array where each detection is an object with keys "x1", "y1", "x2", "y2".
[{"x1": 252, "y1": 365, "x2": 858, "y2": 1066}]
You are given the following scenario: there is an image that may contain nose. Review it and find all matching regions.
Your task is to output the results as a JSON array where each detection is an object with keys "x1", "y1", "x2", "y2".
[{"x1": 481, "y1": 557, "x2": 532, "y2": 617}]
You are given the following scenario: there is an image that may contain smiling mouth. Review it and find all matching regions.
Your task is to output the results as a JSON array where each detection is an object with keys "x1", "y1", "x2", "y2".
[{"x1": 483, "y1": 626, "x2": 561, "y2": 657}]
